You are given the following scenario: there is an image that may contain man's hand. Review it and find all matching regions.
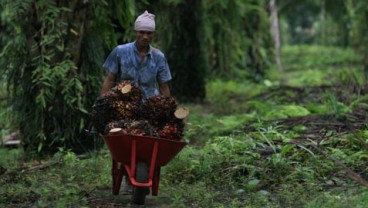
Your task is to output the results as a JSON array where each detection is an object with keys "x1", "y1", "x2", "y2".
[{"x1": 159, "y1": 83, "x2": 171, "y2": 97}]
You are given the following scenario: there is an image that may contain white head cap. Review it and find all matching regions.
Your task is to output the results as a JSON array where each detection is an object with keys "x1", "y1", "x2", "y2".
[{"x1": 134, "y1": 10, "x2": 155, "y2": 31}]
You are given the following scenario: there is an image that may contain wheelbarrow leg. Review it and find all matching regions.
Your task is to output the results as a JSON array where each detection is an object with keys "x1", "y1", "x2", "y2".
[
  {"x1": 112, "y1": 159, "x2": 125, "y2": 195},
  {"x1": 152, "y1": 167, "x2": 161, "y2": 196}
]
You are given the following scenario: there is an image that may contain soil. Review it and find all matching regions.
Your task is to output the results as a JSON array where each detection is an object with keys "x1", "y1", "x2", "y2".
[
  {"x1": 245, "y1": 84, "x2": 368, "y2": 141},
  {"x1": 3, "y1": 85, "x2": 368, "y2": 207},
  {"x1": 87, "y1": 186, "x2": 172, "y2": 208}
]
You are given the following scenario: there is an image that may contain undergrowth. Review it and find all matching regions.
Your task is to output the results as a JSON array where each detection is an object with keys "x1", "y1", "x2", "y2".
[
  {"x1": 0, "y1": 149, "x2": 111, "y2": 207},
  {"x1": 1, "y1": 45, "x2": 367, "y2": 207}
]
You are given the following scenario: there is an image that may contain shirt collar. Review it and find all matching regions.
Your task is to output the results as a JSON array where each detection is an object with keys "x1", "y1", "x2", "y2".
[{"x1": 133, "y1": 41, "x2": 152, "y2": 56}]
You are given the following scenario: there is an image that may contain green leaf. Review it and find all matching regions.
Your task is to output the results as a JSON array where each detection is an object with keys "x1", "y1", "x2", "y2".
[
  {"x1": 247, "y1": 179, "x2": 260, "y2": 189},
  {"x1": 281, "y1": 144, "x2": 295, "y2": 157},
  {"x1": 38, "y1": 142, "x2": 43, "y2": 152}
]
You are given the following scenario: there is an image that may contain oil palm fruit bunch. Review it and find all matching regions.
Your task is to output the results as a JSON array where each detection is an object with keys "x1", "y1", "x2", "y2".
[
  {"x1": 106, "y1": 119, "x2": 158, "y2": 137},
  {"x1": 155, "y1": 107, "x2": 189, "y2": 140},
  {"x1": 157, "y1": 122, "x2": 182, "y2": 140},
  {"x1": 91, "y1": 81, "x2": 142, "y2": 134},
  {"x1": 110, "y1": 100, "x2": 139, "y2": 118},
  {"x1": 109, "y1": 80, "x2": 142, "y2": 118},
  {"x1": 92, "y1": 83, "x2": 190, "y2": 140},
  {"x1": 104, "y1": 118, "x2": 134, "y2": 135},
  {"x1": 126, "y1": 120, "x2": 158, "y2": 137},
  {"x1": 91, "y1": 95, "x2": 122, "y2": 134},
  {"x1": 141, "y1": 96, "x2": 177, "y2": 121},
  {"x1": 114, "y1": 80, "x2": 142, "y2": 102}
]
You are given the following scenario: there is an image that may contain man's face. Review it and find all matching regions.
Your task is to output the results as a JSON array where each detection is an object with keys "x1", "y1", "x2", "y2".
[{"x1": 135, "y1": 30, "x2": 154, "y2": 47}]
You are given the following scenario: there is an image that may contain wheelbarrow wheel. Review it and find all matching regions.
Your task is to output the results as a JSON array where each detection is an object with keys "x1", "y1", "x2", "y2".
[{"x1": 132, "y1": 162, "x2": 149, "y2": 205}]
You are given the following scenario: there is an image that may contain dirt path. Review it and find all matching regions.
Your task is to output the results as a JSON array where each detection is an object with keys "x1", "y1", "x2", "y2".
[{"x1": 87, "y1": 186, "x2": 172, "y2": 208}]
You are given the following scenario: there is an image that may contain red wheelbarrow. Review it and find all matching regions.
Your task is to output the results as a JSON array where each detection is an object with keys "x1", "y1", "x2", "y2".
[{"x1": 101, "y1": 133, "x2": 186, "y2": 205}]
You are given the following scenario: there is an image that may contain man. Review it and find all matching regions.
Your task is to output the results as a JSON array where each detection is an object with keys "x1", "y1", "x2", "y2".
[
  {"x1": 100, "y1": 11, "x2": 171, "y2": 195},
  {"x1": 100, "y1": 10, "x2": 172, "y2": 98}
]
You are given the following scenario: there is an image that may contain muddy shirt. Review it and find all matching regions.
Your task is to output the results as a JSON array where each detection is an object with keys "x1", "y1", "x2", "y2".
[{"x1": 102, "y1": 41, "x2": 172, "y2": 99}]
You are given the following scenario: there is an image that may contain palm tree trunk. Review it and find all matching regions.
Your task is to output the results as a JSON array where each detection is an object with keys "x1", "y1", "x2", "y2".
[{"x1": 269, "y1": 0, "x2": 284, "y2": 71}]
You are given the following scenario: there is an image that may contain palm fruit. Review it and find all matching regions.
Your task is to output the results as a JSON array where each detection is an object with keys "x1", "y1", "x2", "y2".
[
  {"x1": 92, "y1": 84, "x2": 189, "y2": 140},
  {"x1": 127, "y1": 120, "x2": 159, "y2": 137},
  {"x1": 105, "y1": 119, "x2": 158, "y2": 137},
  {"x1": 114, "y1": 80, "x2": 143, "y2": 102},
  {"x1": 104, "y1": 118, "x2": 134, "y2": 134},
  {"x1": 157, "y1": 123, "x2": 183, "y2": 140},
  {"x1": 91, "y1": 81, "x2": 143, "y2": 134},
  {"x1": 141, "y1": 96, "x2": 178, "y2": 122},
  {"x1": 110, "y1": 100, "x2": 140, "y2": 118},
  {"x1": 146, "y1": 104, "x2": 189, "y2": 140},
  {"x1": 91, "y1": 95, "x2": 121, "y2": 134}
]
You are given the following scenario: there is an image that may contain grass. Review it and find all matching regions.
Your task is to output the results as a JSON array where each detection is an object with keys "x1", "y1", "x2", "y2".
[
  {"x1": 0, "y1": 148, "x2": 23, "y2": 168},
  {"x1": 0, "y1": 149, "x2": 111, "y2": 207},
  {"x1": 1, "y1": 44, "x2": 368, "y2": 207},
  {"x1": 280, "y1": 45, "x2": 362, "y2": 70},
  {"x1": 268, "y1": 45, "x2": 364, "y2": 87}
]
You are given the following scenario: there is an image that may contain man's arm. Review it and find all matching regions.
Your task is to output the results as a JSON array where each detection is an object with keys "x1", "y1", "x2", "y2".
[
  {"x1": 159, "y1": 83, "x2": 171, "y2": 97},
  {"x1": 100, "y1": 72, "x2": 116, "y2": 96}
]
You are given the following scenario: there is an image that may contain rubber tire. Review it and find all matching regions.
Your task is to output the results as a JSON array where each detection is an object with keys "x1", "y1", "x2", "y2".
[{"x1": 132, "y1": 162, "x2": 149, "y2": 205}]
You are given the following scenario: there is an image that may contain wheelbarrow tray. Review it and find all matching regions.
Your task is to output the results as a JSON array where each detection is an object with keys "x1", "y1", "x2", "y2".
[
  {"x1": 102, "y1": 134, "x2": 186, "y2": 196},
  {"x1": 102, "y1": 134, "x2": 186, "y2": 166}
]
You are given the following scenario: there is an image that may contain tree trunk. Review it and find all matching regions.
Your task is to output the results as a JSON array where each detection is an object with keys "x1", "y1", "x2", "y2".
[
  {"x1": 269, "y1": 0, "x2": 284, "y2": 71},
  {"x1": 162, "y1": 0, "x2": 206, "y2": 102}
]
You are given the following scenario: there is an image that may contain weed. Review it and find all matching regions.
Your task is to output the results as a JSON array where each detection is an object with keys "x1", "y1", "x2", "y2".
[{"x1": 1, "y1": 45, "x2": 367, "y2": 207}]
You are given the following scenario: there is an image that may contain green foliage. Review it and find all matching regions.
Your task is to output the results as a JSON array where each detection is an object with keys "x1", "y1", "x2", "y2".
[
  {"x1": 246, "y1": 101, "x2": 311, "y2": 120},
  {"x1": 161, "y1": 45, "x2": 368, "y2": 206},
  {"x1": 0, "y1": 82, "x2": 13, "y2": 138},
  {"x1": 305, "y1": 92, "x2": 351, "y2": 115},
  {"x1": 280, "y1": 45, "x2": 362, "y2": 70},
  {"x1": 216, "y1": 115, "x2": 253, "y2": 132},
  {"x1": 305, "y1": 188, "x2": 368, "y2": 208},
  {"x1": 0, "y1": 148, "x2": 111, "y2": 207},
  {"x1": 163, "y1": 122, "x2": 368, "y2": 206},
  {"x1": 279, "y1": 0, "x2": 368, "y2": 78},
  {"x1": 335, "y1": 67, "x2": 366, "y2": 87},
  {"x1": 0, "y1": 148, "x2": 23, "y2": 168},
  {"x1": 206, "y1": 79, "x2": 263, "y2": 100},
  {"x1": 183, "y1": 105, "x2": 255, "y2": 144},
  {"x1": 1, "y1": 0, "x2": 368, "y2": 206},
  {"x1": 205, "y1": 79, "x2": 264, "y2": 115},
  {"x1": 154, "y1": 0, "x2": 274, "y2": 101},
  {"x1": 201, "y1": 0, "x2": 273, "y2": 80},
  {"x1": 0, "y1": 0, "x2": 277, "y2": 152},
  {"x1": 324, "y1": 93, "x2": 351, "y2": 115},
  {"x1": 164, "y1": 181, "x2": 220, "y2": 208},
  {"x1": 0, "y1": 0, "x2": 139, "y2": 154},
  {"x1": 163, "y1": 136, "x2": 260, "y2": 184},
  {"x1": 284, "y1": 69, "x2": 335, "y2": 87},
  {"x1": 163, "y1": 129, "x2": 368, "y2": 206},
  {"x1": 279, "y1": 0, "x2": 323, "y2": 45},
  {"x1": 269, "y1": 45, "x2": 364, "y2": 87},
  {"x1": 345, "y1": 0, "x2": 368, "y2": 52},
  {"x1": 264, "y1": 105, "x2": 310, "y2": 120}
]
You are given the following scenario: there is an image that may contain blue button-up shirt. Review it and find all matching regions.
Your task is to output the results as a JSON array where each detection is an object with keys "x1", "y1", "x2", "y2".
[{"x1": 103, "y1": 41, "x2": 172, "y2": 99}]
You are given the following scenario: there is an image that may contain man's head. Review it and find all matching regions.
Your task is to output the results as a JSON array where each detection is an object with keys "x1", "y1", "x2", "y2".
[
  {"x1": 134, "y1": 10, "x2": 155, "y2": 32},
  {"x1": 134, "y1": 11, "x2": 155, "y2": 48}
]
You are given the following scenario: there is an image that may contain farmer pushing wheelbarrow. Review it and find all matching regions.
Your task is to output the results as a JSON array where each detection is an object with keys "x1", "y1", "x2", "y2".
[
  {"x1": 92, "y1": 10, "x2": 189, "y2": 205},
  {"x1": 93, "y1": 84, "x2": 188, "y2": 204}
]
